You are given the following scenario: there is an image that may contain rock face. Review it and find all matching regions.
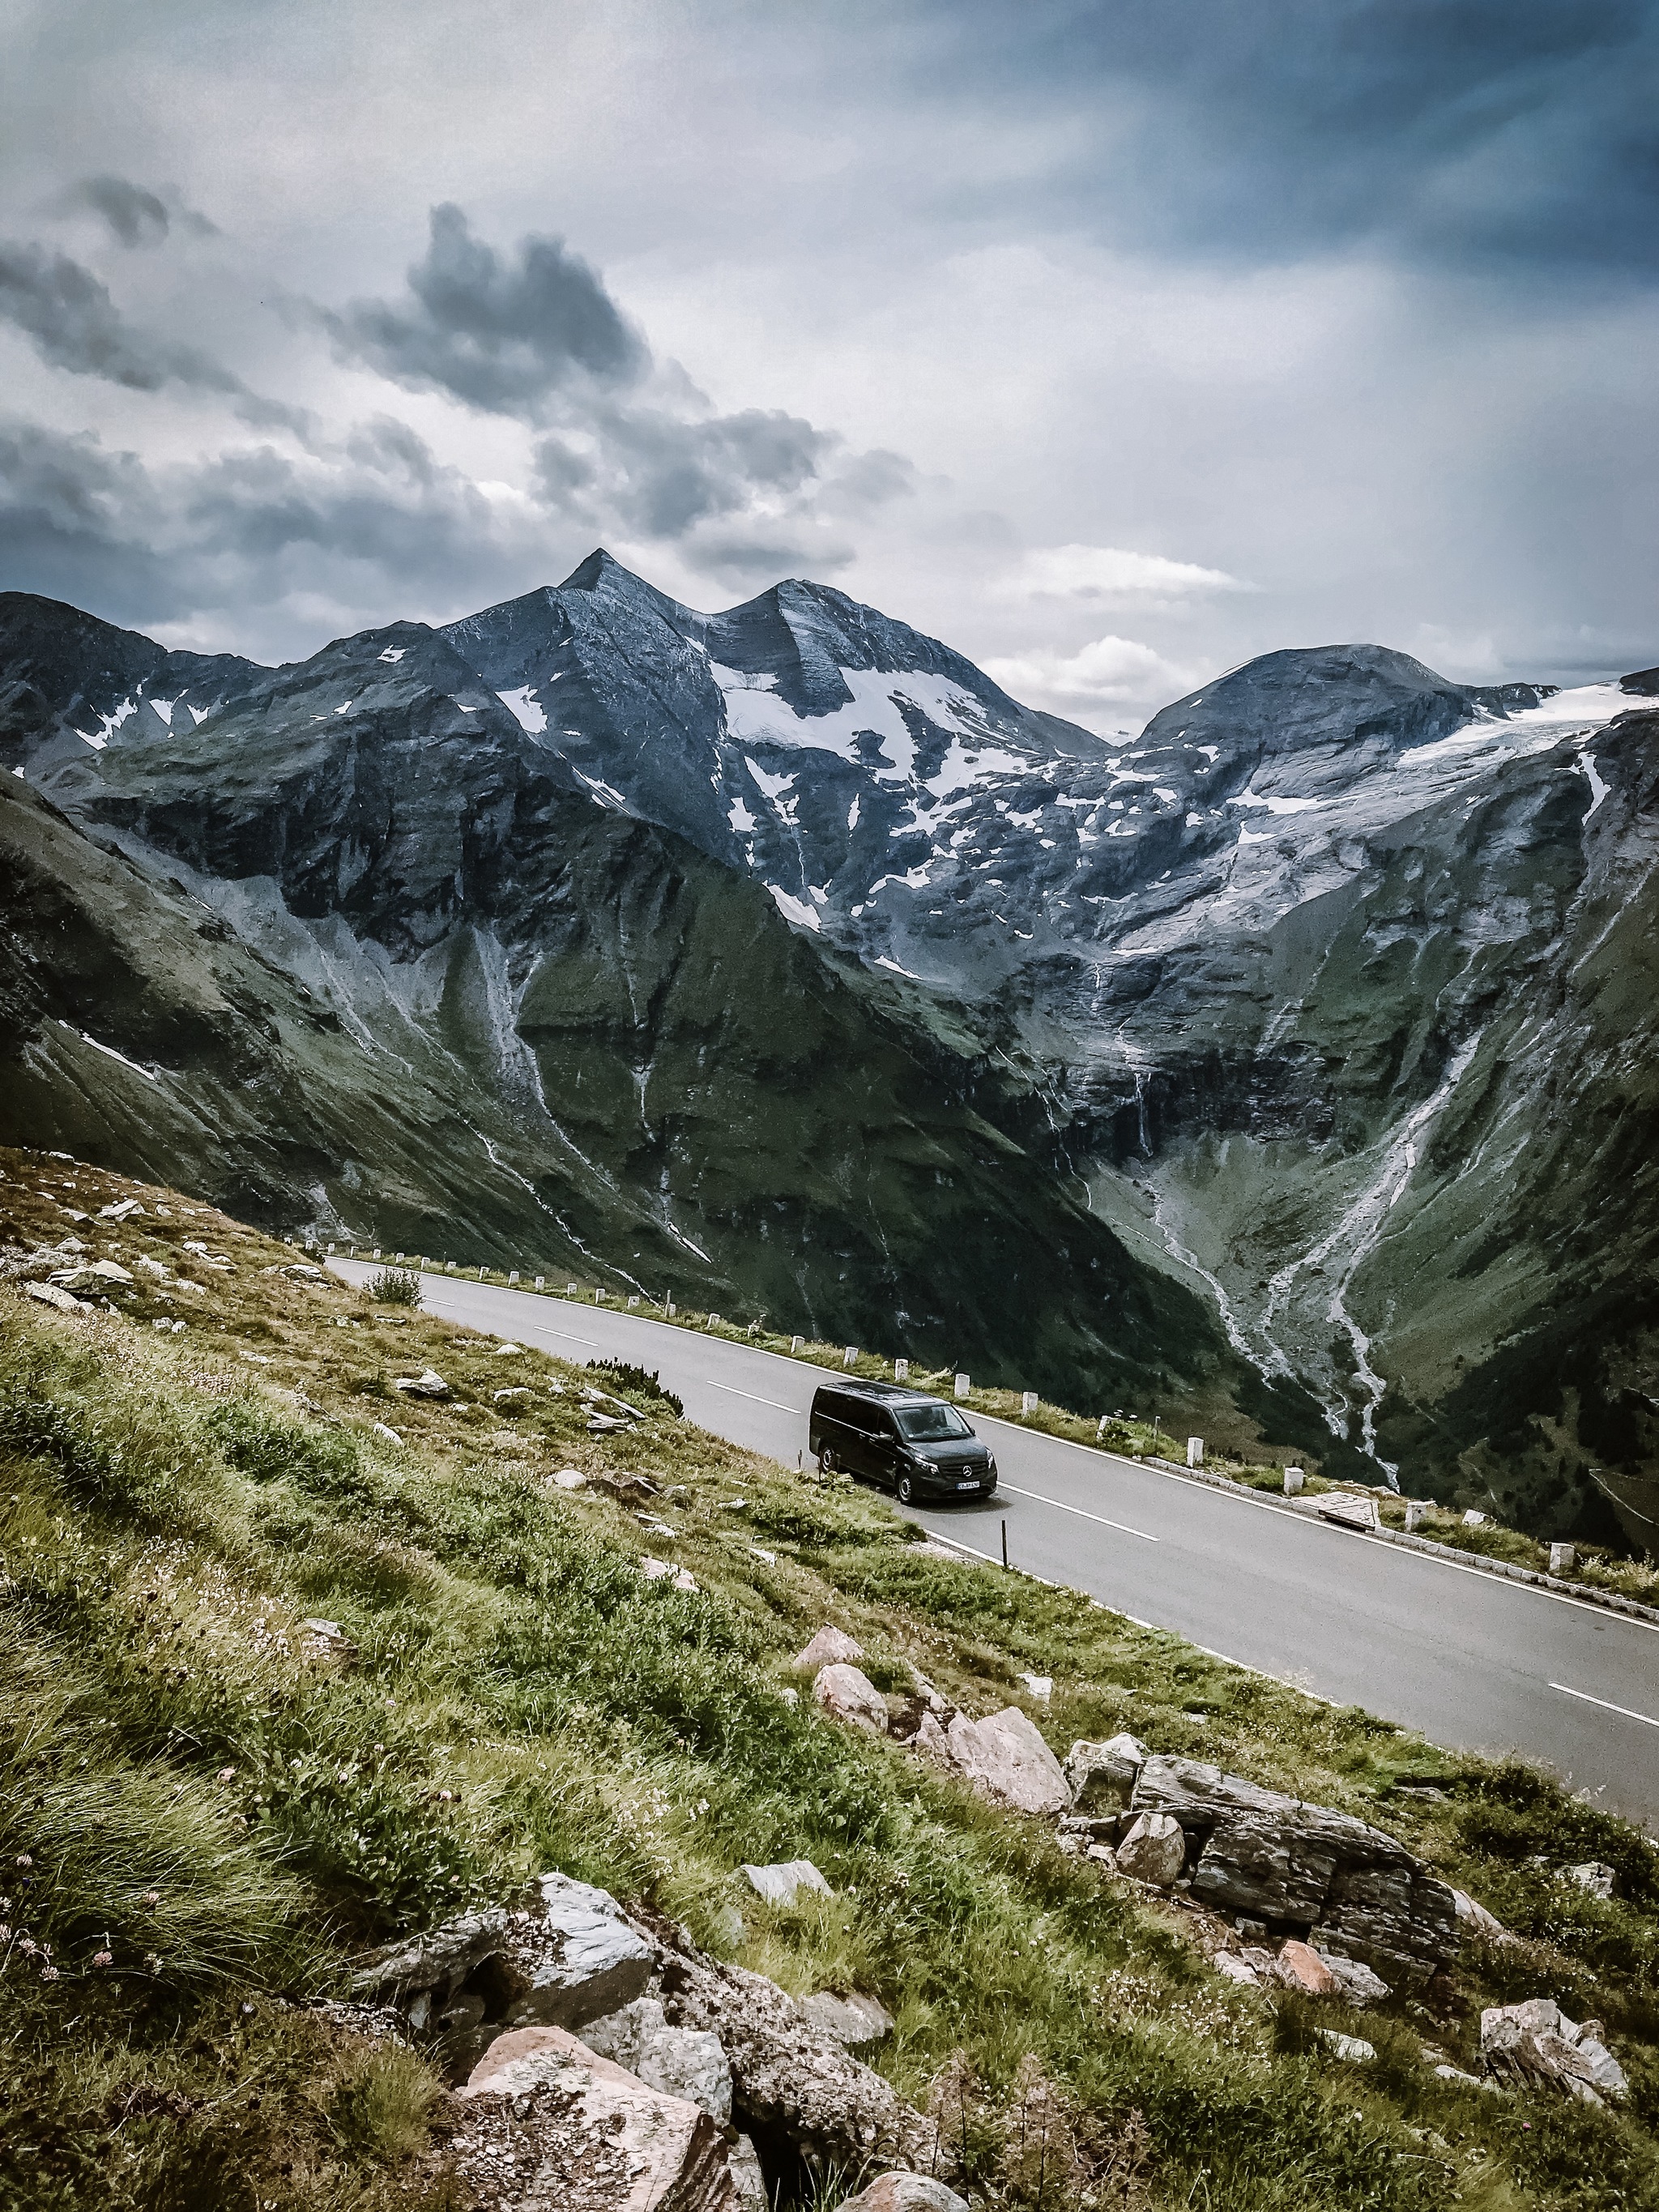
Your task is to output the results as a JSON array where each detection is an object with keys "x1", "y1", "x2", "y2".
[
  {"x1": 578, "y1": 1996, "x2": 733, "y2": 2123},
  {"x1": 457, "y1": 2025, "x2": 738, "y2": 2210},
  {"x1": 1129, "y1": 1757, "x2": 1458, "y2": 1984},
  {"x1": 812, "y1": 1662, "x2": 890, "y2": 1732},
  {"x1": 1481, "y1": 1999, "x2": 1627, "y2": 2103},
  {"x1": 945, "y1": 1708, "x2": 1070, "y2": 1816},
  {"x1": 351, "y1": 1873, "x2": 655, "y2": 2048}
]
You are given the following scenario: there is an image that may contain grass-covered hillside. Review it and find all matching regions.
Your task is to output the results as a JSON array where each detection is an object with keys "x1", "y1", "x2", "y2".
[{"x1": 2, "y1": 1144, "x2": 1659, "y2": 2211}]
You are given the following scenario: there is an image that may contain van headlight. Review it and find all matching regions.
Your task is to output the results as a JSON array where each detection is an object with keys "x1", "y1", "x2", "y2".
[{"x1": 911, "y1": 1455, "x2": 937, "y2": 1471}]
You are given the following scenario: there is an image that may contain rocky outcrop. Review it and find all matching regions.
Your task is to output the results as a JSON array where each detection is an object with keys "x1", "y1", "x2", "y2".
[
  {"x1": 578, "y1": 1997, "x2": 732, "y2": 2123},
  {"x1": 1481, "y1": 1999, "x2": 1627, "y2": 2104},
  {"x1": 837, "y1": 2179, "x2": 969, "y2": 2212},
  {"x1": 1128, "y1": 1757, "x2": 1457, "y2": 1985},
  {"x1": 646, "y1": 1917, "x2": 939, "y2": 2176},
  {"x1": 1115, "y1": 1812, "x2": 1186, "y2": 1886},
  {"x1": 350, "y1": 1873, "x2": 655, "y2": 2051},
  {"x1": 455, "y1": 2026, "x2": 738, "y2": 2211}
]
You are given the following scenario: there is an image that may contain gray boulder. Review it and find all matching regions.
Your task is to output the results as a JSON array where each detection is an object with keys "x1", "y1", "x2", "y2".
[
  {"x1": 578, "y1": 1996, "x2": 732, "y2": 2122},
  {"x1": 838, "y1": 2179, "x2": 969, "y2": 2212},
  {"x1": 1115, "y1": 1812, "x2": 1187, "y2": 1886},
  {"x1": 945, "y1": 1708, "x2": 1069, "y2": 1816},
  {"x1": 651, "y1": 1923, "x2": 940, "y2": 2175},
  {"x1": 1064, "y1": 1738, "x2": 1142, "y2": 1813},
  {"x1": 812, "y1": 1662, "x2": 889, "y2": 1732}
]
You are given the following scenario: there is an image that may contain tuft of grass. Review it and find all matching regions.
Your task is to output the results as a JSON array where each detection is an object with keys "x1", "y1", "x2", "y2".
[
  {"x1": 326, "y1": 2045, "x2": 443, "y2": 2164},
  {"x1": 368, "y1": 1269, "x2": 421, "y2": 1307}
]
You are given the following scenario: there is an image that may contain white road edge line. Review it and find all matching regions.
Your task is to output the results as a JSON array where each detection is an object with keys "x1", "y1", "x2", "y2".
[
  {"x1": 1550, "y1": 1682, "x2": 1659, "y2": 1728},
  {"x1": 996, "y1": 1481, "x2": 1158, "y2": 1543},
  {"x1": 702, "y1": 1378, "x2": 804, "y2": 1415},
  {"x1": 335, "y1": 1267, "x2": 1659, "y2": 1639}
]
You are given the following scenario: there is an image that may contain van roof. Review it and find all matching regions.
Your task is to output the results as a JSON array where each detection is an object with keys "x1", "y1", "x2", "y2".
[{"x1": 813, "y1": 1379, "x2": 945, "y2": 1406}]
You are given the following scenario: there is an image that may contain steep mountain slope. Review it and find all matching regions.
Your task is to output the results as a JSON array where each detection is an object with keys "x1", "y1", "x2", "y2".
[
  {"x1": 0, "y1": 592, "x2": 1276, "y2": 1433},
  {"x1": 436, "y1": 558, "x2": 1659, "y2": 1534}
]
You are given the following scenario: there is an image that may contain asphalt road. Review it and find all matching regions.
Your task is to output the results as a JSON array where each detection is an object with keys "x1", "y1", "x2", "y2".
[{"x1": 331, "y1": 1262, "x2": 1659, "y2": 1828}]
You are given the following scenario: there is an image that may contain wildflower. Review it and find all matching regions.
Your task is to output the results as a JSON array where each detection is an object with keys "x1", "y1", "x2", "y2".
[
  {"x1": 40, "y1": 1964, "x2": 58, "y2": 1982},
  {"x1": 141, "y1": 1890, "x2": 160, "y2": 1908},
  {"x1": 18, "y1": 1937, "x2": 37, "y2": 1957},
  {"x1": 143, "y1": 1952, "x2": 161, "y2": 1974},
  {"x1": 216, "y1": 1766, "x2": 237, "y2": 1783},
  {"x1": 14, "y1": 1855, "x2": 31, "y2": 1868},
  {"x1": 92, "y1": 1950, "x2": 113, "y2": 1968}
]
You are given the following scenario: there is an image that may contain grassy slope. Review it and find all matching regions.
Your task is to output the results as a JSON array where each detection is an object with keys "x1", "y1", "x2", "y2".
[{"x1": 2, "y1": 1146, "x2": 1658, "y2": 2212}]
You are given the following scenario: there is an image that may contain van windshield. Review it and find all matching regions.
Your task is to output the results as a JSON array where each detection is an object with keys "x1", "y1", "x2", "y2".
[{"x1": 894, "y1": 1403, "x2": 974, "y2": 1441}]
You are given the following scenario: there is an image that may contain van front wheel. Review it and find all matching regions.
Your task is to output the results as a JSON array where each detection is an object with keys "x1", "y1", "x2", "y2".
[
  {"x1": 817, "y1": 1446, "x2": 835, "y2": 1475},
  {"x1": 895, "y1": 1471, "x2": 915, "y2": 1505}
]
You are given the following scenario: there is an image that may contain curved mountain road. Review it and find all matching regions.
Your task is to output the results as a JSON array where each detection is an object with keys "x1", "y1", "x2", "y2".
[{"x1": 331, "y1": 1263, "x2": 1659, "y2": 1829}]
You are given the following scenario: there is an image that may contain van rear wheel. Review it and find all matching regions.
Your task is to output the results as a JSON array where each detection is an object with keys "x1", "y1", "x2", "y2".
[
  {"x1": 896, "y1": 1471, "x2": 915, "y2": 1505},
  {"x1": 817, "y1": 1446, "x2": 835, "y2": 1475}
]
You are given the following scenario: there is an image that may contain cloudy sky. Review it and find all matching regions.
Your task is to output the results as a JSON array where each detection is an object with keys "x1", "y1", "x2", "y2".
[{"x1": 2, "y1": 0, "x2": 1656, "y2": 721}]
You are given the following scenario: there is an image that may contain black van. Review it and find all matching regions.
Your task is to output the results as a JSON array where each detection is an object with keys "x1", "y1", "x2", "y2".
[{"x1": 808, "y1": 1381, "x2": 996, "y2": 1505}]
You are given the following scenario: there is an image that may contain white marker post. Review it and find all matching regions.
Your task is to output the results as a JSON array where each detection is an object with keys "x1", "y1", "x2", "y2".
[
  {"x1": 893, "y1": 1358, "x2": 908, "y2": 1381},
  {"x1": 1187, "y1": 1436, "x2": 1205, "y2": 1467},
  {"x1": 843, "y1": 1347, "x2": 858, "y2": 1367},
  {"x1": 1021, "y1": 1391, "x2": 1038, "y2": 1415},
  {"x1": 954, "y1": 1373, "x2": 970, "y2": 1399}
]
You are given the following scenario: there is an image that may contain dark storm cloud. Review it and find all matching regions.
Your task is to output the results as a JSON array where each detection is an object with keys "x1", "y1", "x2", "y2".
[
  {"x1": 324, "y1": 202, "x2": 645, "y2": 415},
  {"x1": 58, "y1": 173, "x2": 221, "y2": 249},
  {"x1": 928, "y1": 0, "x2": 1659, "y2": 275},
  {"x1": 535, "y1": 404, "x2": 831, "y2": 537},
  {"x1": 0, "y1": 237, "x2": 309, "y2": 437},
  {"x1": 0, "y1": 238, "x2": 240, "y2": 391},
  {"x1": 0, "y1": 415, "x2": 542, "y2": 646}
]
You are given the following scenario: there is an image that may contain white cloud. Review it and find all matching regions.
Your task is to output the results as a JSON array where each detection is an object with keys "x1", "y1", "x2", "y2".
[
  {"x1": 985, "y1": 634, "x2": 1197, "y2": 721},
  {"x1": 1016, "y1": 542, "x2": 1247, "y2": 600}
]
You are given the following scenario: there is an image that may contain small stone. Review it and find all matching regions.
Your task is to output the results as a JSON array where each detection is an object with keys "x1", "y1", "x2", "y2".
[
  {"x1": 1316, "y1": 1949, "x2": 1391, "y2": 2005},
  {"x1": 1115, "y1": 1812, "x2": 1186, "y2": 1886},
  {"x1": 1018, "y1": 1672, "x2": 1053, "y2": 1702},
  {"x1": 1320, "y1": 2031, "x2": 1376, "y2": 2064},
  {"x1": 836, "y1": 2178, "x2": 970, "y2": 2212},
  {"x1": 1064, "y1": 1739, "x2": 1141, "y2": 1813},
  {"x1": 795, "y1": 1624, "x2": 864, "y2": 1668},
  {"x1": 1213, "y1": 1953, "x2": 1260, "y2": 1986},
  {"x1": 1273, "y1": 1940, "x2": 1338, "y2": 1996},
  {"x1": 812, "y1": 1663, "x2": 889, "y2": 1733},
  {"x1": 795, "y1": 1990, "x2": 895, "y2": 2046},
  {"x1": 742, "y1": 1859, "x2": 833, "y2": 1908},
  {"x1": 372, "y1": 1421, "x2": 403, "y2": 1445},
  {"x1": 25, "y1": 1281, "x2": 89, "y2": 1313},
  {"x1": 1561, "y1": 1861, "x2": 1615, "y2": 1899},
  {"x1": 1451, "y1": 1887, "x2": 1515, "y2": 1944},
  {"x1": 393, "y1": 1368, "x2": 450, "y2": 1398},
  {"x1": 551, "y1": 1467, "x2": 588, "y2": 1489}
]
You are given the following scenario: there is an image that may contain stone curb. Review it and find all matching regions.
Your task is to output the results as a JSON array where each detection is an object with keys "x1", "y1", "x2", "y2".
[{"x1": 1142, "y1": 1458, "x2": 1659, "y2": 1629}]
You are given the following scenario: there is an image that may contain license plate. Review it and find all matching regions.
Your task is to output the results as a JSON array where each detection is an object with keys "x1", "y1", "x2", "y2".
[{"x1": 957, "y1": 1479, "x2": 979, "y2": 1490}]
